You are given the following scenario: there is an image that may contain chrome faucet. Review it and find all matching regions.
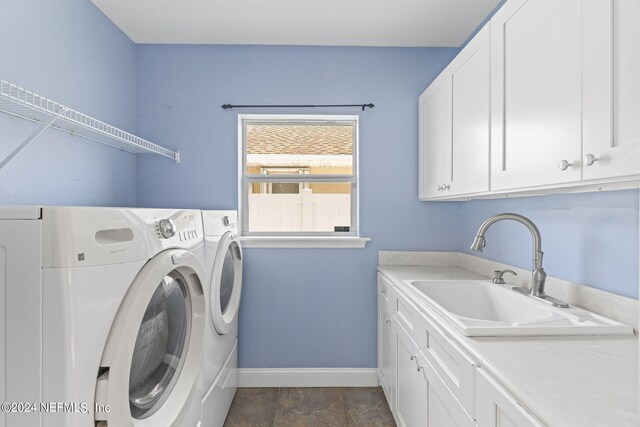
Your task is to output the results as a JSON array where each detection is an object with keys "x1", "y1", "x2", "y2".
[{"x1": 470, "y1": 213, "x2": 568, "y2": 308}]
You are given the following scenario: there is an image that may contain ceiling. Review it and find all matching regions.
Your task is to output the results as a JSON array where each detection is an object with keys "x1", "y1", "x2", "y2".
[{"x1": 91, "y1": 0, "x2": 500, "y2": 47}]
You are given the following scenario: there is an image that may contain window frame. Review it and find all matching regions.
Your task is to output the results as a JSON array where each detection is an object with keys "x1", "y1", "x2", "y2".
[
  {"x1": 258, "y1": 167, "x2": 310, "y2": 194},
  {"x1": 237, "y1": 114, "x2": 362, "y2": 242}
]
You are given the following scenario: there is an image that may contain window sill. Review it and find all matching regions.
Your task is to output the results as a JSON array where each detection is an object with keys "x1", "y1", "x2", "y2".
[{"x1": 239, "y1": 236, "x2": 371, "y2": 249}]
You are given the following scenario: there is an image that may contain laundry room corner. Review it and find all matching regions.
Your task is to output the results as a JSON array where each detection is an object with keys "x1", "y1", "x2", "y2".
[{"x1": 0, "y1": 0, "x2": 138, "y2": 207}]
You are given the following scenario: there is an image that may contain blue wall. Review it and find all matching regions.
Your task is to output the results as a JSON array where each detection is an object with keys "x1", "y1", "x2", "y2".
[
  {"x1": 0, "y1": 0, "x2": 138, "y2": 206},
  {"x1": 135, "y1": 45, "x2": 460, "y2": 368},
  {"x1": 457, "y1": 190, "x2": 639, "y2": 299}
]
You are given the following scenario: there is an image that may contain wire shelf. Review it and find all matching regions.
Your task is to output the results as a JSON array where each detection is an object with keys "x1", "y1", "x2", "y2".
[{"x1": 0, "y1": 79, "x2": 179, "y2": 162}]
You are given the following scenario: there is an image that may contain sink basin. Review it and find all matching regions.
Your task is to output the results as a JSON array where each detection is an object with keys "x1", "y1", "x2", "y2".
[
  {"x1": 405, "y1": 280, "x2": 634, "y2": 337},
  {"x1": 412, "y1": 280, "x2": 553, "y2": 324}
]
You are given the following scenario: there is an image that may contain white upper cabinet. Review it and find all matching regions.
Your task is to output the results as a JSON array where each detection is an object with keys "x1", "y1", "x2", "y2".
[
  {"x1": 419, "y1": 24, "x2": 490, "y2": 200},
  {"x1": 418, "y1": 0, "x2": 640, "y2": 200},
  {"x1": 492, "y1": 0, "x2": 640, "y2": 188},
  {"x1": 490, "y1": 0, "x2": 583, "y2": 190},
  {"x1": 449, "y1": 24, "x2": 491, "y2": 196},
  {"x1": 582, "y1": 0, "x2": 640, "y2": 180},
  {"x1": 419, "y1": 72, "x2": 451, "y2": 199}
]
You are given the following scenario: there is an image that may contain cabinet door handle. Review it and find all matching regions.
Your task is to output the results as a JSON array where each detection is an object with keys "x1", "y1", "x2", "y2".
[
  {"x1": 442, "y1": 184, "x2": 450, "y2": 190},
  {"x1": 410, "y1": 353, "x2": 416, "y2": 361},
  {"x1": 417, "y1": 364, "x2": 425, "y2": 372},
  {"x1": 584, "y1": 154, "x2": 598, "y2": 166},
  {"x1": 385, "y1": 319, "x2": 391, "y2": 324},
  {"x1": 558, "y1": 160, "x2": 572, "y2": 170},
  {"x1": 437, "y1": 185, "x2": 442, "y2": 191}
]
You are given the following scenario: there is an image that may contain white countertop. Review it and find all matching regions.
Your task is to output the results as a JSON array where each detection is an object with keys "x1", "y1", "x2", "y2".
[{"x1": 378, "y1": 264, "x2": 639, "y2": 427}]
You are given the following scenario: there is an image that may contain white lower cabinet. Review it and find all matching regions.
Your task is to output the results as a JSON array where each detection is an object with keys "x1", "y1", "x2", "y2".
[
  {"x1": 422, "y1": 358, "x2": 474, "y2": 427},
  {"x1": 378, "y1": 302, "x2": 396, "y2": 411},
  {"x1": 378, "y1": 274, "x2": 544, "y2": 427},
  {"x1": 396, "y1": 323, "x2": 426, "y2": 427},
  {"x1": 418, "y1": 309, "x2": 477, "y2": 418},
  {"x1": 476, "y1": 369, "x2": 543, "y2": 427},
  {"x1": 394, "y1": 319, "x2": 474, "y2": 427}
]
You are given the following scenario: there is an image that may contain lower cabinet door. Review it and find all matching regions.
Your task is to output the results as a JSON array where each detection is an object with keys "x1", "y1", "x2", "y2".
[
  {"x1": 420, "y1": 356, "x2": 474, "y2": 427},
  {"x1": 476, "y1": 369, "x2": 543, "y2": 427},
  {"x1": 379, "y1": 302, "x2": 396, "y2": 411},
  {"x1": 395, "y1": 321, "x2": 475, "y2": 427},
  {"x1": 396, "y1": 323, "x2": 426, "y2": 427}
]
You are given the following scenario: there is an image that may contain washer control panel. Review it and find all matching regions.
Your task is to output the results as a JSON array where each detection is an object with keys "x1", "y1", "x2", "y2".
[
  {"x1": 202, "y1": 211, "x2": 238, "y2": 236},
  {"x1": 157, "y1": 218, "x2": 176, "y2": 239},
  {"x1": 154, "y1": 212, "x2": 201, "y2": 244}
]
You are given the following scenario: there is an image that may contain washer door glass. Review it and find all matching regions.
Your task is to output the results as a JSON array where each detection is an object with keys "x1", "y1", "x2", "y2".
[
  {"x1": 129, "y1": 272, "x2": 190, "y2": 419},
  {"x1": 210, "y1": 233, "x2": 243, "y2": 335}
]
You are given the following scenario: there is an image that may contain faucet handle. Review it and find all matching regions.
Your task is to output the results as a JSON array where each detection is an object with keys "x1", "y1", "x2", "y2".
[{"x1": 492, "y1": 269, "x2": 517, "y2": 284}]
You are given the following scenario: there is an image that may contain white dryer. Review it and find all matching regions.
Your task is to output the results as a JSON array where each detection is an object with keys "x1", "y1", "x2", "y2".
[
  {"x1": 0, "y1": 206, "x2": 206, "y2": 427},
  {"x1": 199, "y1": 211, "x2": 243, "y2": 427}
]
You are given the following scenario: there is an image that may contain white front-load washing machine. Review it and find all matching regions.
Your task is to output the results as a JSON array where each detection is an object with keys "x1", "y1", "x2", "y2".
[
  {"x1": 199, "y1": 211, "x2": 243, "y2": 427},
  {"x1": 0, "y1": 206, "x2": 206, "y2": 427}
]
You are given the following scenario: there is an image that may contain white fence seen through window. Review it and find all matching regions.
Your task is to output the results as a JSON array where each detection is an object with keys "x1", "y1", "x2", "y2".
[{"x1": 248, "y1": 189, "x2": 351, "y2": 232}]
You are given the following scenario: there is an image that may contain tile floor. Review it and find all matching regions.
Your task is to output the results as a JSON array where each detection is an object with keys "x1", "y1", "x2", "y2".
[{"x1": 223, "y1": 387, "x2": 396, "y2": 427}]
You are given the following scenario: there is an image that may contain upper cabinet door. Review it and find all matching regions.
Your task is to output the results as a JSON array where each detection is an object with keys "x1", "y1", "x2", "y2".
[
  {"x1": 583, "y1": 0, "x2": 640, "y2": 180},
  {"x1": 491, "y1": 0, "x2": 583, "y2": 190},
  {"x1": 419, "y1": 73, "x2": 451, "y2": 200},
  {"x1": 450, "y1": 24, "x2": 491, "y2": 195}
]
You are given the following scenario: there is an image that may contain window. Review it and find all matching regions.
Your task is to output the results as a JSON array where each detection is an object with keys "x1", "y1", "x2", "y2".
[{"x1": 239, "y1": 115, "x2": 367, "y2": 247}]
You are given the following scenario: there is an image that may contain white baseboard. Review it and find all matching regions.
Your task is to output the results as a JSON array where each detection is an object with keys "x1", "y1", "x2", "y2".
[{"x1": 236, "y1": 368, "x2": 379, "y2": 388}]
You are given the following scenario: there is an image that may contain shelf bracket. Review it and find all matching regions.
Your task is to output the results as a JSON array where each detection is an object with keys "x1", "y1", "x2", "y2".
[{"x1": 0, "y1": 112, "x2": 64, "y2": 171}]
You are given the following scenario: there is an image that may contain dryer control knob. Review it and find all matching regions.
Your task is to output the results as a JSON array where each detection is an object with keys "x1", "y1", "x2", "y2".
[{"x1": 158, "y1": 219, "x2": 176, "y2": 239}]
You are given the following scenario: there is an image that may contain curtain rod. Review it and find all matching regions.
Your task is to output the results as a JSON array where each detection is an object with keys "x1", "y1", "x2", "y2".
[{"x1": 221, "y1": 103, "x2": 375, "y2": 111}]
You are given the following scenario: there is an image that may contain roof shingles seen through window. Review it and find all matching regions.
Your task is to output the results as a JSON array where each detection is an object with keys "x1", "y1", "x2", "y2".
[{"x1": 246, "y1": 124, "x2": 353, "y2": 155}]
